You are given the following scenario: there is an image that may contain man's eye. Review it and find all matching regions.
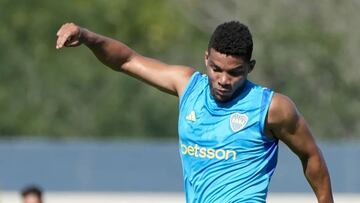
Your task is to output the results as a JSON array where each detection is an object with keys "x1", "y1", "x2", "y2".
[
  {"x1": 212, "y1": 66, "x2": 221, "y2": 72},
  {"x1": 229, "y1": 70, "x2": 244, "y2": 76}
]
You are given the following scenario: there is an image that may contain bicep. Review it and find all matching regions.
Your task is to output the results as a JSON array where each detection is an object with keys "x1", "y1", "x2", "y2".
[
  {"x1": 121, "y1": 53, "x2": 195, "y2": 96},
  {"x1": 279, "y1": 116, "x2": 319, "y2": 160},
  {"x1": 269, "y1": 94, "x2": 319, "y2": 160}
]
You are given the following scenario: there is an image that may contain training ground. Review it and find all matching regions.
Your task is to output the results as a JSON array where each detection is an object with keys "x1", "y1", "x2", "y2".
[{"x1": 1, "y1": 192, "x2": 360, "y2": 203}]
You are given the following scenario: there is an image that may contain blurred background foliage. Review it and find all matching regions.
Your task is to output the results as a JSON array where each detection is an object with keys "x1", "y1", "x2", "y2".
[{"x1": 0, "y1": 0, "x2": 359, "y2": 139}]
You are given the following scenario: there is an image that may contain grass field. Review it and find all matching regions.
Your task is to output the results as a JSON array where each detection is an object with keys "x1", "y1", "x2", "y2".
[{"x1": 1, "y1": 192, "x2": 359, "y2": 203}]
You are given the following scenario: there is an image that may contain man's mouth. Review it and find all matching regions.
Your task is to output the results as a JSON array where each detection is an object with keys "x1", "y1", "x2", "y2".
[{"x1": 215, "y1": 88, "x2": 232, "y2": 96}]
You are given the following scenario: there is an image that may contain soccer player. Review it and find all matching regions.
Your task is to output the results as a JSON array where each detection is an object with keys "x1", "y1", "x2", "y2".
[
  {"x1": 56, "y1": 21, "x2": 333, "y2": 202},
  {"x1": 21, "y1": 185, "x2": 43, "y2": 203}
]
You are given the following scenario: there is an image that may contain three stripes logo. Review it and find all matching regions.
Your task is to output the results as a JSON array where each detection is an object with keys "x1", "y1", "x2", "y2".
[{"x1": 186, "y1": 111, "x2": 196, "y2": 122}]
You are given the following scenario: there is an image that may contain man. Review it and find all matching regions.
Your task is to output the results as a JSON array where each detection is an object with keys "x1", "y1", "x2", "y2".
[
  {"x1": 56, "y1": 21, "x2": 333, "y2": 202},
  {"x1": 21, "y1": 185, "x2": 43, "y2": 203}
]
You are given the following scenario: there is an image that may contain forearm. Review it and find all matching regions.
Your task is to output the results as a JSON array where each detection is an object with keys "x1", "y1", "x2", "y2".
[
  {"x1": 80, "y1": 28, "x2": 135, "y2": 71},
  {"x1": 301, "y1": 152, "x2": 334, "y2": 203}
]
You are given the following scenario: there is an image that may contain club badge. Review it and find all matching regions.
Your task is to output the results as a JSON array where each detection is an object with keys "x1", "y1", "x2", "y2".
[{"x1": 230, "y1": 113, "x2": 248, "y2": 132}]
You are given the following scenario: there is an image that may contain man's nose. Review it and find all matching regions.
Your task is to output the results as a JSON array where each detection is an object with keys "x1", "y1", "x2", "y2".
[{"x1": 218, "y1": 74, "x2": 230, "y2": 87}]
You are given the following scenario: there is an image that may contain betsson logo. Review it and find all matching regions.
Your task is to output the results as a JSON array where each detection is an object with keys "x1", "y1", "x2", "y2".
[{"x1": 180, "y1": 143, "x2": 237, "y2": 160}]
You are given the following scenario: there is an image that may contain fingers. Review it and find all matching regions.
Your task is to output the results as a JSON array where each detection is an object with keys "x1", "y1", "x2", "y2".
[
  {"x1": 55, "y1": 23, "x2": 80, "y2": 49},
  {"x1": 56, "y1": 33, "x2": 70, "y2": 49}
]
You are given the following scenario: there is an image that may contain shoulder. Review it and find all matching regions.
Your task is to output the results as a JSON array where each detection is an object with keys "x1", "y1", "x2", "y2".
[
  {"x1": 266, "y1": 94, "x2": 320, "y2": 161},
  {"x1": 171, "y1": 65, "x2": 196, "y2": 77},
  {"x1": 267, "y1": 93, "x2": 301, "y2": 136},
  {"x1": 170, "y1": 65, "x2": 196, "y2": 96}
]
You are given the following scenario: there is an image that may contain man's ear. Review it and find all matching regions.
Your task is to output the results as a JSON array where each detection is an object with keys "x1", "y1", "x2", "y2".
[
  {"x1": 248, "y1": 59, "x2": 256, "y2": 73},
  {"x1": 205, "y1": 50, "x2": 209, "y2": 67}
]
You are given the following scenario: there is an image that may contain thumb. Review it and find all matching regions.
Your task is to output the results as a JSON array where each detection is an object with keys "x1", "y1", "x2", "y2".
[{"x1": 65, "y1": 38, "x2": 81, "y2": 47}]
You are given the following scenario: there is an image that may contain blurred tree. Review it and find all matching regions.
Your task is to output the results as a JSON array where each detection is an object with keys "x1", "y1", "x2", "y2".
[
  {"x1": 177, "y1": 0, "x2": 360, "y2": 139},
  {"x1": 0, "y1": 0, "x2": 207, "y2": 138},
  {"x1": 0, "y1": 0, "x2": 359, "y2": 139}
]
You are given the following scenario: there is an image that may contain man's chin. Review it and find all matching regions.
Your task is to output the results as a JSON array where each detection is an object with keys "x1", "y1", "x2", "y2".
[{"x1": 214, "y1": 94, "x2": 232, "y2": 103}]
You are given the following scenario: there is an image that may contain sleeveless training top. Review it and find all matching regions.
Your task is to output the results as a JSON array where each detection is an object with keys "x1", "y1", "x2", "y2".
[{"x1": 178, "y1": 72, "x2": 278, "y2": 203}]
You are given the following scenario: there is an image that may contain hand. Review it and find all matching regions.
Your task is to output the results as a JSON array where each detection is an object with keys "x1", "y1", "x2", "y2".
[{"x1": 56, "y1": 22, "x2": 83, "y2": 49}]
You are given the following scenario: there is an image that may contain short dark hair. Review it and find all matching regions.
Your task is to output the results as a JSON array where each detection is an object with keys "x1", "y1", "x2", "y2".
[
  {"x1": 21, "y1": 185, "x2": 43, "y2": 199},
  {"x1": 208, "y1": 21, "x2": 253, "y2": 61}
]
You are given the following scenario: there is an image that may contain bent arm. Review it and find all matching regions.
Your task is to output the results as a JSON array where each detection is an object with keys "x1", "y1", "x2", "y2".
[
  {"x1": 56, "y1": 23, "x2": 195, "y2": 96},
  {"x1": 267, "y1": 93, "x2": 334, "y2": 203}
]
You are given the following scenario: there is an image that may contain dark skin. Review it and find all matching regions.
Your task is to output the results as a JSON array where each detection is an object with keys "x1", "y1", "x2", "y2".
[
  {"x1": 205, "y1": 48, "x2": 255, "y2": 102},
  {"x1": 56, "y1": 22, "x2": 334, "y2": 203}
]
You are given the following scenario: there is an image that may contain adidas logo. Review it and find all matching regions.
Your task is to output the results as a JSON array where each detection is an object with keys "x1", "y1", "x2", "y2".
[{"x1": 186, "y1": 111, "x2": 196, "y2": 122}]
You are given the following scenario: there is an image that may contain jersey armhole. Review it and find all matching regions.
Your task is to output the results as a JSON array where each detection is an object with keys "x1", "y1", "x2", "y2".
[
  {"x1": 179, "y1": 71, "x2": 201, "y2": 110},
  {"x1": 259, "y1": 88, "x2": 276, "y2": 142}
]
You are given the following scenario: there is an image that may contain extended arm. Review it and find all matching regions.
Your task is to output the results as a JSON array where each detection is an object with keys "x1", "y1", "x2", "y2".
[
  {"x1": 56, "y1": 22, "x2": 195, "y2": 96},
  {"x1": 266, "y1": 93, "x2": 334, "y2": 203}
]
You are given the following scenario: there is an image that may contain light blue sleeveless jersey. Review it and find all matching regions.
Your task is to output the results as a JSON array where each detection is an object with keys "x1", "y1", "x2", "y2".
[{"x1": 178, "y1": 72, "x2": 278, "y2": 203}]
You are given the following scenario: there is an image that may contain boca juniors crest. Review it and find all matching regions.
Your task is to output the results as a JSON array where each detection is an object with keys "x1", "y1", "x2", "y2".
[{"x1": 230, "y1": 113, "x2": 248, "y2": 132}]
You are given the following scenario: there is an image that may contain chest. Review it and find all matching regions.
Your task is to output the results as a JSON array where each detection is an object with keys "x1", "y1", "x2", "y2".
[{"x1": 179, "y1": 100, "x2": 264, "y2": 148}]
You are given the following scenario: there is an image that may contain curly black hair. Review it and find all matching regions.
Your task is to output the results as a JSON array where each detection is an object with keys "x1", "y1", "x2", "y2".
[
  {"x1": 208, "y1": 21, "x2": 253, "y2": 61},
  {"x1": 21, "y1": 185, "x2": 43, "y2": 199}
]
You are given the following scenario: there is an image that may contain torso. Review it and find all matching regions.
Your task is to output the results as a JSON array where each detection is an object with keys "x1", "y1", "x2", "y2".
[{"x1": 178, "y1": 72, "x2": 278, "y2": 203}]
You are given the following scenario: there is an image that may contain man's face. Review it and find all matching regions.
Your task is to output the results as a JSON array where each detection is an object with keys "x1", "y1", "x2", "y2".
[
  {"x1": 205, "y1": 48, "x2": 254, "y2": 103},
  {"x1": 23, "y1": 194, "x2": 42, "y2": 203}
]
